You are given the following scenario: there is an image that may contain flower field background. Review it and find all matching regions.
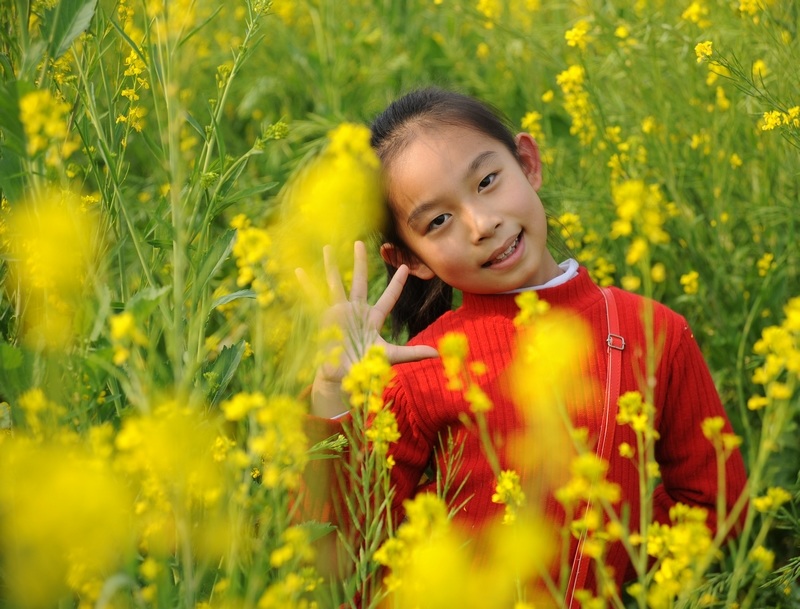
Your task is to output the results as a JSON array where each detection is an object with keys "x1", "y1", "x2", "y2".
[{"x1": 0, "y1": 0, "x2": 799, "y2": 608}]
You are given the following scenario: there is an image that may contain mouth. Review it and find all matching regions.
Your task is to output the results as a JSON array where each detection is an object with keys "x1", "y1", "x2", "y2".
[{"x1": 482, "y1": 233, "x2": 521, "y2": 268}]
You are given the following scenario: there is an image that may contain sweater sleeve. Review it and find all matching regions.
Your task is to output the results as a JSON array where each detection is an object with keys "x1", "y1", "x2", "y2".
[
  {"x1": 300, "y1": 414, "x2": 348, "y2": 524},
  {"x1": 652, "y1": 321, "x2": 747, "y2": 534},
  {"x1": 385, "y1": 378, "x2": 435, "y2": 523}
]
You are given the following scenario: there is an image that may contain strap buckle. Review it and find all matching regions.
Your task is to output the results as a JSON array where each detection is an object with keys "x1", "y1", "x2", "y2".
[{"x1": 607, "y1": 333, "x2": 626, "y2": 351}]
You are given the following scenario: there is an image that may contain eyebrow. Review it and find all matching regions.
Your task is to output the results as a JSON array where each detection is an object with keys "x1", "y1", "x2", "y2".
[
  {"x1": 468, "y1": 150, "x2": 497, "y2": 176},
  {"x1": 405, "y1": 150, "x2": 498, "y2": 229}
]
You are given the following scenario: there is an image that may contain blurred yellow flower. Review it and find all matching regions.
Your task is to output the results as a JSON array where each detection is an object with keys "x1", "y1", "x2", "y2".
[
  {"x1": 521, "y1": 110, "x2": 544, "y2": 140},
  {"x1": 683, "y1": 2, "x2": 712, "y2": 28},
  {"x1": 680, "y1": 270, "x2": 700, "y2": 295},
  {"x1": 19, "y1": 89, "x2": 79, "y2": 163},
  {"x1": 757, "y1": 252, "x2": 775, "y2": 277},
  {"x1": 269, "y1": 123, "x2": 383, "y2": 310},
  {"x1": 514, "y1": 290, "x2": 551, "y2": 327},
  {"x1": 342, "y1": 345, "x2": 395, "y2": 413},
  {"x1": 0, "y1": 436, "x2": 135, "y2": 608},
  {"x1": 115, "y1": 403, "x2": 230, "y2": 555},
  {"x1": 3, "y1": 190, "x2": 99, "y2": 349},
  {"x1": 650, "y1": 262, "x2": 666, "y2": 283},
  {"x1": 752, "y1": 487, "x2": 792, "y2": 513},
  {"x1": 565, "y1": 20, "x2": 592, "y2": 51}
]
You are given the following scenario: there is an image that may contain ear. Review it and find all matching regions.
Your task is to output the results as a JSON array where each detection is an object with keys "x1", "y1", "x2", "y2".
[
  {"x1": 515, "y1": 132, "x2": 543, "y2": 191},
  {"x1": 380, "y1": 243, "x2": 436, "y2": 280}
]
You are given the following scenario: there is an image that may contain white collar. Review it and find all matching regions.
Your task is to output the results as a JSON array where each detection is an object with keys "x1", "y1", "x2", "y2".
[{"x1": 503, "y1": 258, "x2": 580, "y2": 294}]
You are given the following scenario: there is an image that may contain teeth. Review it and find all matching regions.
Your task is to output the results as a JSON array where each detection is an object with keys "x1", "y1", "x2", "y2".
[{"x1": 493, "y1": 237, "x2": 519, "y2": 262}]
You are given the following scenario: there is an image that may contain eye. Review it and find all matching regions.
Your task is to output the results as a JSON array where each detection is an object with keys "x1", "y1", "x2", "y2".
[
  {"x1": 478, "y1": 173, "x2": 497, "y2": 192},
  {"x1": 427, "y1": 213, "x2": 451, "y2": 232}
]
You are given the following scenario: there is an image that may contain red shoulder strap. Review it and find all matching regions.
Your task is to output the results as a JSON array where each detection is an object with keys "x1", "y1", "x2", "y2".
[{"x1": 566, "y1": 287, "x2": 625, "y2": 608}]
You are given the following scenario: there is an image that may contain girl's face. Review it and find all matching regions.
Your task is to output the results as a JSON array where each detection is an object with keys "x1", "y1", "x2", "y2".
[{"x1": 381, "y1": 124, "x2": 562, "y2": 294}]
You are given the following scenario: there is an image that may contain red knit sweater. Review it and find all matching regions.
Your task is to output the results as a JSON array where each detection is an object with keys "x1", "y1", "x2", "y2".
[{"x1": 306, "y1": 267, "x2": 747, "y2": 595}]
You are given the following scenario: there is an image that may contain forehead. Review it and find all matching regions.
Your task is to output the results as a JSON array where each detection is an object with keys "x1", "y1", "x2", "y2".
[{"x1": 386, "y1": 124, "x2": 503, "y2": 203}]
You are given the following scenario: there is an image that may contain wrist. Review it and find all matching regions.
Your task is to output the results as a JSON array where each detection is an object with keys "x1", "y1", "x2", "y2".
[{"x1": 311, "y1": 374, "x2": 348, "y2": 418}]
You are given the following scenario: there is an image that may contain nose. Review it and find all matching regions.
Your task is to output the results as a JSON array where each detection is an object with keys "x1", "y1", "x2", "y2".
[{"x1": 465, "y1": 204, "x2": 502, "y2": 243}]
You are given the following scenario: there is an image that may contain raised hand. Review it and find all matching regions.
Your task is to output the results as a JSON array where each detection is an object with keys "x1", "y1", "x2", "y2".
[{"x1": 301, "y1": 241, "x2": 439, "y2": 418}]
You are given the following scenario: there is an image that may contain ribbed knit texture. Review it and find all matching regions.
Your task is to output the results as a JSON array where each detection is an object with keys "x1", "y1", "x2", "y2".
[{"x1": 306, "y1": 267, "x2": 747, "y2": 593}]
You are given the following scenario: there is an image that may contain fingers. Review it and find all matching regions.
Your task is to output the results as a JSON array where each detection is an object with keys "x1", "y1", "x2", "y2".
[
  {"x1": 349, "y1": 241, "x2": 368, "y2": 303},
  {"x1": 324, "y1": 245, "x2": 348, "y2": 303},
  {"x1": 372, "y1": 264, "x2": 409, "y2": 321},
  {"x1": 295, "y1": 266, "x2": 322, "y2": 303},
  {"x1": 386, "y1": 343, "x2": 440, "y2": 365}
]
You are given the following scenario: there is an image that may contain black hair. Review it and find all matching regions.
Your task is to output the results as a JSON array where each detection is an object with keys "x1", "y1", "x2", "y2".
[{"x1": 370, "y1": 87, "x2": 520, "y2": 339}]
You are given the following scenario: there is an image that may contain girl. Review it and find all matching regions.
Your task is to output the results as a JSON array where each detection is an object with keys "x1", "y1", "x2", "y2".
[{"x1": 306, "y1": 87, "x2": 747, "y2": 603}]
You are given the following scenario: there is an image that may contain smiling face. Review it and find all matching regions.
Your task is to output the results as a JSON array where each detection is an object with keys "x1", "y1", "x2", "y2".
[{"x1": 380, "y1": 124, "x2": 563, "y2": 294}]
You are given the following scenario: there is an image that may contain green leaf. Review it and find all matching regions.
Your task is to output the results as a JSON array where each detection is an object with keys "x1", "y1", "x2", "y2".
[
  {"x1": 0, "y1": 53, "x2": 15, "y2": 80},
  {"x1": 127, "y1": 285, "x2": 170, "y2": 318},
  {"x1": 219, "y1": 182, "x2": 279, "y2": 206},
  {"x1": 211, "y1": 289, "x2": 256, "y2": 310},
  {"x1": 0, "y1": 79, "x2": 26, "y2": 154},
  {"x1": 193, "y1": 229, "x2": 235, "y2": 299},
  {"x1": 44, "y1": 0, "x2": 99, "y2": 59},
  {"x1": 205, "y1": 340, "x2": 246, "y2": 406},
  {"x1": 0, "y1": 342, "x2": 32, "y2": 402},
  {"x1": 0, "y1": 342, "x2": 23, "y2": 371},
  {"x1": 0, "y1": 79, "x2": 26, "y2": 202},
  {"x1": 184, "y1": 110, "x2": 206, "y2": 140}
]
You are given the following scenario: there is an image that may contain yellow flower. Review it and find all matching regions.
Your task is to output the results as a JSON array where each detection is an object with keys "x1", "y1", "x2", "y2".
[
  {"x1": 513, "y1": 291, "x2": 550, "y2": 327},
  {"x1": 4, "y1": 190, "x2": 98, "y2": 349},
  {"x1": 621, "y1": 274, "x2": 641, "y2": 291},
  {"x1": 365, "y1": 409, "x2": 401, "y2": 455},
  {"x1": 464, "y1": 382, "x2": 492, "y2": 414},
  {"x1": 752, "y1": 487, "x2": 793, "y2": 513},
  {"x1": 492, "y1": 469, "x2": 526, "y2": 524},
  {"x1": 683, "y1": 3, "x2": 712, "y2": 28},
  {"x1": 269, "y1": 526, "x2": 314, "y2": 568},
  {"x1": 749, "y1": 545, "x2": 775, "y2": 572},
  {"x1": 610, "y1": 180, "x2": 670, "y2": 249},
  {"x1": 757, "y1": 252, "x2": 775, "y2": 277},
  {"x1": 0, "y1": 436, "x2": 135, "y2": 607},
  {"x1": 625, "y1": 237, "x2": 648, "y2": 265},
  {"x1": 556, "y1": 64, "x2": 597, "y2": 146},
  {"x1": 476, "y1": 0, "x2": 500, "y2": 26},
  {"x1": 617, "y1": 391, "x2": 660, "y2": 440},
  {"x1": 565, "y1": 20, "x2": 592, "y2": 51},
  {"x1": 221, "y1": 391, "x2": 267, "y2": 421},
  {"x1": 650, "y1": 262, "x2": 666, "y2": 283},
  {"x1": 680, "y1": 270, "x2": 700, "y2": 295},
  {"x1": 251, "y1": 396, "x2": 309, "y2": 489},
  {"x1": 341, "y1": 345, "x2": 395, "y2": 413},
  {"x1": 268, "y1": 123, "x2": 384, "y2": 307},
  {"x1": 761, "y1": 110, "x2": 783, "y2": 131},
  {"x1": 438, "y1": 332, "x2": 469, "y2": 391},
  {"x1": 19, "y1": 90, "x2": 67, "y2": 153},
  {"x1": 520, "y1": 110, "x2": 544, "y2": 140},
  {"x1": 694, "y1": 40, "x2": 713, "y2": 63}
]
